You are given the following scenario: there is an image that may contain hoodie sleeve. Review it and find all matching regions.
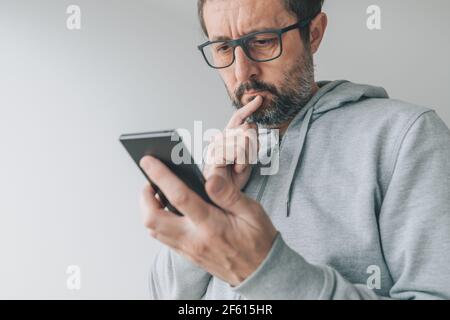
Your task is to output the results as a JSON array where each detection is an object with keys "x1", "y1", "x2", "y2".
[
  {"x1": 149, "y1": 245, "x2": 212, "y2": 300},
  {"x1": 378, "y1": 110, "x2": 450, "y2": 299},
  {"x1": 232, "y1": 110, "x2": 450, "y2": 300}
]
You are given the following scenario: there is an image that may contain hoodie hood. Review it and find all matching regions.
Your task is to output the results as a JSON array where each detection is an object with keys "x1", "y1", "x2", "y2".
[{"x1": 272, "y1": 80, "x2": 389, "y2": 216}]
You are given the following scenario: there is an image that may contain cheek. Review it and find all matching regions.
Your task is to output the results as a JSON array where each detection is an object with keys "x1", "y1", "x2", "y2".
[
  {"x1": 281, "y1": 33, "x2": 305, "y2": 64},
  {"x1": 219, "y1": 69, "x2": 237, "y2": 93},
  {"x1": 259, "y1": 38, "x2": 304, "y2": 83},
  {"x1": 259, "y1": 62, "x2": 285, "y2": 86}
]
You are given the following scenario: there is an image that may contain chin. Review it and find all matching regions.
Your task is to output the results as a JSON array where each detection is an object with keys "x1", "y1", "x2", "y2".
[{"x1": 249, "y1": 102, "x2": 274, "y2": 122}]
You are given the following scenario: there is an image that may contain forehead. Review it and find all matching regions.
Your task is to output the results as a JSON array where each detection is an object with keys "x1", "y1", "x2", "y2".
[{"x1": 203, "y1": 0, "x2": 295, "y2": 40}]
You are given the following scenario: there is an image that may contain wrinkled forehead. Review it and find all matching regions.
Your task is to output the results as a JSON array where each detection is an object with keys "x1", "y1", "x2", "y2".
[{"x1": 203, "y1": 0, "x2": 295, "y2": 41}]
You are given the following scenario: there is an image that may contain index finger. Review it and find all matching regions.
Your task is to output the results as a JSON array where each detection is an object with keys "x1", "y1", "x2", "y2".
[{"x1": 226, "y1": 95, "x2": 263, "y2": 129}]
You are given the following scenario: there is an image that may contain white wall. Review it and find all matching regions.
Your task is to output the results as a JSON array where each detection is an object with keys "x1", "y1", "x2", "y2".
[{"x1": 0, "y1": 0, "x2": 449, "y2": 299}]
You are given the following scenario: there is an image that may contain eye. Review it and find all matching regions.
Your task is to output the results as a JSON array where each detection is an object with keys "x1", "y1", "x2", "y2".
[
  {"x1": 250, "y1": 37, "x2": 277, "y2": 48},
  {"x1": 216, "y1": 44, "x2": 232, "y2": 53},
  {"x1": 255, "y1": 39, "x2": 273, "y2": 45}
]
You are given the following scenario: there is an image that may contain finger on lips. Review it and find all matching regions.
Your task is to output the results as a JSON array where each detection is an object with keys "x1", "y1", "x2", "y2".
[{"x1": 226, "y1": 95, "x2": 263, "y2": 129}]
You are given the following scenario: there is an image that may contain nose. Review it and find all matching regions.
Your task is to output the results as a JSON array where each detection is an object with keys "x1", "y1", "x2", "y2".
[{"x1": 233, "y1": 46, "x2": 259, "y2": 83}]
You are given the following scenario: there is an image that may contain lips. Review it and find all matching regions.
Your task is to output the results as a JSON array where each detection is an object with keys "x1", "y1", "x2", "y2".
[
  {"x1": 241, "y1": 91, "x2": 268, "y2": 105},
  {"x1": 244, "y1": 90, "x2": 265, "y2": 96}
]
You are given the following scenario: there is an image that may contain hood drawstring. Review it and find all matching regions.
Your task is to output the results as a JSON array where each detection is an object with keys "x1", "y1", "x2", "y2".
[{"x1": 284, "y1": 106, "x2": 314, "y2": 217}]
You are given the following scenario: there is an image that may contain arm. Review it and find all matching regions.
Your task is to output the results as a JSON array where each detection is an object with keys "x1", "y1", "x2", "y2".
[
  {"x1": 232, "y1": 110, "x2": 450, "y2": 300},
  {"x1": 379, "y1": 110, "x2": 450, "y2": 299}
]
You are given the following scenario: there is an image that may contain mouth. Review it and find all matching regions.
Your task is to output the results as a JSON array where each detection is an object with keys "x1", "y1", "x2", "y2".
[
  {"x1": 243, "y1": 90, "x2": 266, "y2": 96},
  {"x1": 241, "y1": 90, "x2": 270, "y2": 103}
]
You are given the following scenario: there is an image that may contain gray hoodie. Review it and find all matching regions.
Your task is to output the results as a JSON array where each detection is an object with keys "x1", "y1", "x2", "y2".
[{"x1": 149, "y1": 80, "x2": 450, "y2": 300}]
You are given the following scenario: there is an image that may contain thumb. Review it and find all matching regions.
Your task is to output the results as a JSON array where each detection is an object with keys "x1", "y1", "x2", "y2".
[{"x1": 205, "y1": 171, "x2": 251, "y2": 214}]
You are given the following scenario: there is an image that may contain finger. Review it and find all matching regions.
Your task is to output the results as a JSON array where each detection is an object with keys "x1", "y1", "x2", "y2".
[
  {"x1": 246, "y1": 123, "x2": 259, "y2": 158},
  {"x1": 226, "y1": 95, "x2": 263, "y2": 129},
  {"x1": 204, "y1": 133, "x2": 226, "y2": 167},
  {"x1": 234, "y1": 163, "x2": 249, "y2": 174},
  {"x1": 140, "y1": 182, "x2": 163, "y2": 212},
  {"x1": 149, "y1": 229, "x2": 182, "y2": 251},
  {"x1": 219, "y1": 130, "x2": 249, "y2": 164},
  {"x1": 203, "y1": 144, "x2": 228, "y2": 181},
  {"x1": 233, "y1": 134, "x2": 250, "y2": 166},
  {"x1": 143, "y1": 208, "x2": 186, "y2": 240},
  {"x1": 228, "y1": 124, "x2": 259, "y2": 164},
  {"x1": 140, "y1": 183, "x2": 186, "y2": 237},
  {"x1": 140, "y1": 156, "x2": 213, "y2": 224},
  {"x1": 205, "y1": 173, "x2": 253, "y2": 215}
]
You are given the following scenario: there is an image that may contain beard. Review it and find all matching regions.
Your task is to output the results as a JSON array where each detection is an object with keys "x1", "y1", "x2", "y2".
[{"x1": 229, "y1": 48, "x2": 315, "y2": 127}]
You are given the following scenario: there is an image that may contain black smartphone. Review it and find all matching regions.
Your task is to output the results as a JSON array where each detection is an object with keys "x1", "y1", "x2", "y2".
[{"x1": 119, "y1": 129, "x2": 214, "y2": 216}]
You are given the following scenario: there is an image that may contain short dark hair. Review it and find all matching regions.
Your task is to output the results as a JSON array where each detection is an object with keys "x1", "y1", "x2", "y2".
[{"x1": 197, "y1": 0, "x2": 324, "y2": 44}]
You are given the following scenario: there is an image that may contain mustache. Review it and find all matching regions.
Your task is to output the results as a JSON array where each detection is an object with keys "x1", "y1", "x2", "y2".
[{"x1": 235, "y1": 80, "x2": 279, "y2": 104}]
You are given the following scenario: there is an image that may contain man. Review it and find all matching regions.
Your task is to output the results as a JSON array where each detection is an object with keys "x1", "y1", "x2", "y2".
[{"x1": 139, "y1": 0, "x2": 450, "y2": 299}]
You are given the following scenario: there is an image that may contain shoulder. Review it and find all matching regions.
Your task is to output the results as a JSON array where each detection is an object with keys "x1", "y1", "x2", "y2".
[
  {"x1": 317, "y1": 97, "x2": 441, "y2": 140},
  {"x1": 340, "y1": 97, "x2": 433, "y2": 124}
]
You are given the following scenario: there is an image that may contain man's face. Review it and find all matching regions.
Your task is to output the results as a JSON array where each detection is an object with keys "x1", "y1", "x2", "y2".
[{"x1": 203, "y1": 0, "x2": 316, "y2": 127}]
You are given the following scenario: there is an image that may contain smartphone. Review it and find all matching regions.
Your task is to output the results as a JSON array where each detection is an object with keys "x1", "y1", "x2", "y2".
[{"x1": 119, "y1": 129, "x2": 214, "y2": 216}]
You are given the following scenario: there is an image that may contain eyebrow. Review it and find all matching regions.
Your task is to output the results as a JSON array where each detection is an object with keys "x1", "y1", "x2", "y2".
[{"x1": 210, "y1": 26, "x2": 282, "y2": 42}]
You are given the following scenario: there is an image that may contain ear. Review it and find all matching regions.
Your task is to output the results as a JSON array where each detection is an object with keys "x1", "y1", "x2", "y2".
[{"x1": 309, "y1": 12, "x2": 328, "y2": 55}]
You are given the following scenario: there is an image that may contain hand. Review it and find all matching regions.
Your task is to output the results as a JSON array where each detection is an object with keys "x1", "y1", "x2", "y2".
[
  {"x1": 139, "y1": 155, "x2": 278, "y2": 286},
  {"x1": 203, "y1": 96, "x2": 263, "y2": 190}
]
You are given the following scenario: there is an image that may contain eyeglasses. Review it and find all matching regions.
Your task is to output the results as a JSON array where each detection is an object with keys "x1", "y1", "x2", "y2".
[{"x1": 198, "y1": 16, "x2": 314, "y2": 69}]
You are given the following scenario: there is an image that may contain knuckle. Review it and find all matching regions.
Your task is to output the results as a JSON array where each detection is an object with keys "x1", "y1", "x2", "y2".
[
  {"x1": 241, "y1": 123, "x2": 251, "y2": 131},
  {"x1": 142, "y1": 182, "x2": 152, "y2": 193},
  {"x1": 140, "y1": 185, "x2": 149, "y2": 198},
  {"x1": 235, "y1": 126, "x2": 246, "y2": 136},
  {"x1": 192, "y1": 241, "x2": 208, "y2": 257},
  {"x1": 143, "y1": 212, "x2": 158, "y2": 230},
  {"x1": 170, "y1": 191, "x2": 188, "y2": 207},
  {"x1": 212, "y1": 132, "x2": 224, "y2": 142},
  {"x1": 139, "y1": 191, "x2": 147, "y2": 209},
  {"x1": 149, "y1": 230, "x2": 158, "y2": 239}
]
